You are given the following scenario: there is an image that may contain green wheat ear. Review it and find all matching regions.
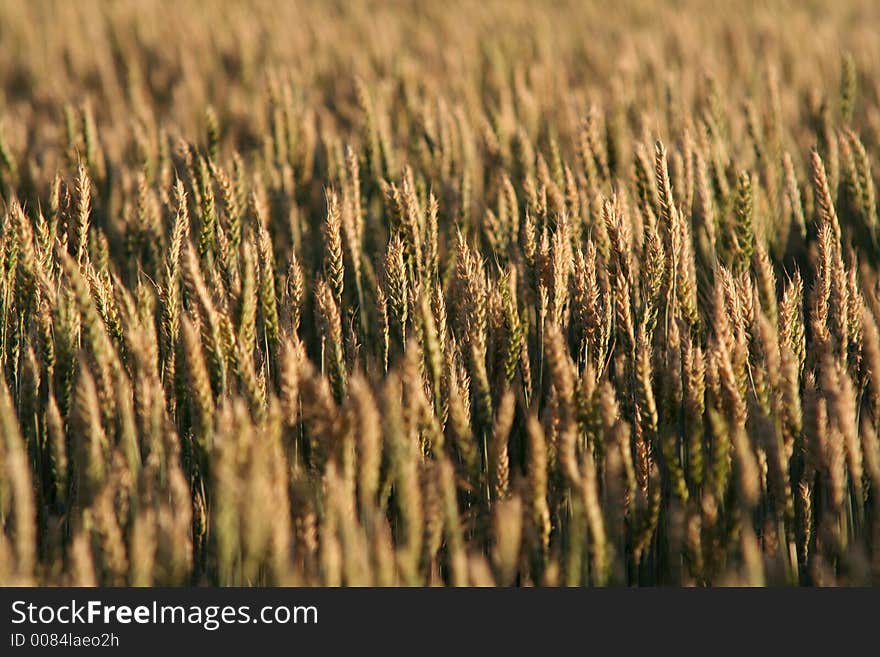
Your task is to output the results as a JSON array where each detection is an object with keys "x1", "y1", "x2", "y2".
[{"x1": 731, "y1": 171, "x2": 754, "y2": 275}]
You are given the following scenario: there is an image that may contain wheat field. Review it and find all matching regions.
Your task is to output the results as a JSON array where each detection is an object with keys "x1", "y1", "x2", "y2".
[{"x1": 1, "y1": 0, "x2": 879, "y2": 586}]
